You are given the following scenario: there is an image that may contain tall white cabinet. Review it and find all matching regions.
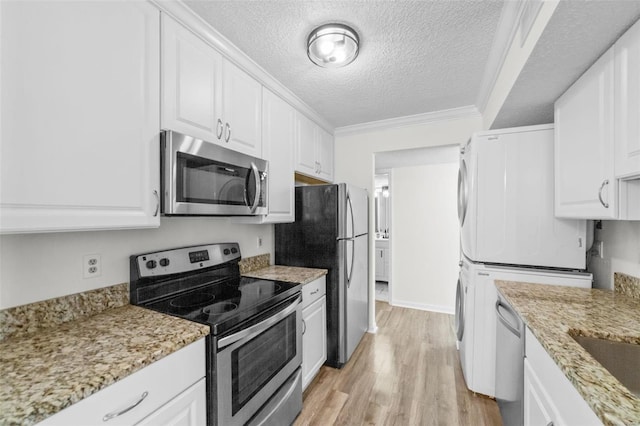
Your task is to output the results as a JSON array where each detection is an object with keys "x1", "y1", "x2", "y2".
[
  {"x1": 295, "y1": 113, "x2": 334, "y2": 182},
  {"x1": 0, "y1": 1, "x2": 161, "y2": 233}
]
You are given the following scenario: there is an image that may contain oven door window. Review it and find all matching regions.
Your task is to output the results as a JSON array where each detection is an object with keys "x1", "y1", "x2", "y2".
[
  {"x1": 231, "y1": 314, "x2": 297, "y2": 415},
  {"x1": 177, "y1": 152, "x2": 252, "y2": 206}
]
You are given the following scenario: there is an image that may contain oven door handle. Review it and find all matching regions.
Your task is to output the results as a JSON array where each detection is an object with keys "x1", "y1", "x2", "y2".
[{"x1": 218, "y1": 295, "x2": 301, "y2": 349}]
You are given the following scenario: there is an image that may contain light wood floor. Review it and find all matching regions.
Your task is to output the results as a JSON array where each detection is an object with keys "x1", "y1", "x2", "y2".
[{"x1": 295, "y1": 301, "x2": 502, "y2": 426}]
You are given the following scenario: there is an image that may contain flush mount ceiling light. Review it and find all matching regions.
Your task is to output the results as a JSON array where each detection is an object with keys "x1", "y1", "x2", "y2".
[{"x1": 307, "y1": 23, "x2": 359, "y2": 68}]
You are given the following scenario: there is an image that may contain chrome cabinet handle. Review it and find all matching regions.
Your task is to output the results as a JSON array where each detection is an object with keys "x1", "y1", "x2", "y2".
[
  {"x1": 317, "y1": 162, "x2": 322, "y2": 174},
  {"x1": 102, "y1": 391, "x2": 148, "y2": 422},
  {"x1": 598, "y1": 179, "x2": 609, "y2": 208},
  {"x1": 153, "y1": 190, "x2": 159, "y2": 217},
  {"x1": 546, "y1": 422, "x2": 554, "y2": 426},
  {"x1": 302, "y1": 319, "x2": 306, "y2": 335},
  {"x1": 216, "y1": 118, "x2": 223, "y2": 140},
  {"x1": 225, "y1": 123, "x2": 231, "y2": 142},
  {"x1": 310, "y1": 289, "x2": 319, "y2": 295}
]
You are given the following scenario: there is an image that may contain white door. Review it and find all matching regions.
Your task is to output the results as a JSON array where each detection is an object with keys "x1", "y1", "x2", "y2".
[
  {"x1": 317, "y1": 128, "x2": 334, "y2": 182},
  {"x1": 295, "y1": 113, "x2": 317, "y2": 176}
]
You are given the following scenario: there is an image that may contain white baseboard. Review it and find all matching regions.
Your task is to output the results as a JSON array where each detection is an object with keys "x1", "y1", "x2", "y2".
[
  {"x1": 391, "y1": 299, "x2": 454, "y2": 315},
  {"x1": 367, "y1": 325, "x2": 378, "y2": 334}
]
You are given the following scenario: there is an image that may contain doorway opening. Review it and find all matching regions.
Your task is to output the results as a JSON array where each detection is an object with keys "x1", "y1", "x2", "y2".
[{"x1": 374, "y1": 172, "x2": 391, "y2": 302}]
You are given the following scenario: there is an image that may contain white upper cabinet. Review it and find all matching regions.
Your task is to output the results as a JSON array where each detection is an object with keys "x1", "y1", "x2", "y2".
[
  {"x1": 161, "y1": 14, "x2": 222, "y2": 142},
  {"x1": 555, "y1": 19, "x2": 640, "y2": 220},
  {"x1": 554, "y1": 48, "x2": 617, "y2": 219},
  {"x1": 222, "y1": 60, "x2": 263, "y2": 157},
  {"x1": 161, "y1": 15, "x2": 262, "y2": 158},
  {"x1": 235, "y1": 88, "x2": 295, "y2": 224},
  {"x1": 317, "y1": 127, "x2": 335, "y2": 182},
  {"x1": 261, "y1": 89, "x2": 295, "y2": 222},
  {"x1": 0, "y1": 1, "x2": 161, "y2": 233},
  {"x1": 614, "y1": 19, "x2": 640, "y2": 179},
  {"x1": 295, "y1": 113, "x2": 334, "y2": 182}
]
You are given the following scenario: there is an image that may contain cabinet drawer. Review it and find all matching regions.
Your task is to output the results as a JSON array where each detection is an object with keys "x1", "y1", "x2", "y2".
[
  {"x1": 38, "y1": 339, "x2": 205, "y2": 426},
  {"x1": 302, "y1": 276, "x2": 326, "y2": 308}
]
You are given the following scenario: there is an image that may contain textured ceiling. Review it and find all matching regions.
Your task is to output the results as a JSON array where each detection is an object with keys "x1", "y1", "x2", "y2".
[
  {"x1": 184, "y1": 0, "x2": 504, "y2": 128},
  {"x1": 492, "y1": 1, "x2": 640, "y2": 129}
]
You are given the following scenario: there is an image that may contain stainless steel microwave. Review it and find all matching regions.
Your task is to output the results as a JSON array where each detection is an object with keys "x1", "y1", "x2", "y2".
[{"x1": 161, "y1": 130, "x2": 268, "y2": 216}]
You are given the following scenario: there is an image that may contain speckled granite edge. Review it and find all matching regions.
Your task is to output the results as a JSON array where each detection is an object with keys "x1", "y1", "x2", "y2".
[
  {"x1": 495, "y1": 281, "x2": 640, "y2": 426},
  {"x1": 239, "y1": 253, "x2": 271, "y2": 274},
  {"x1": 243, "y1": 265, "x2": 327, "y2": 285},
  {"x1": 0, "y1": 283, "x2": 129, "y2": 342},
  {"x1": 614, "y1": 272, "x2": 640, "y2": 299},
  {"x1": 0, "y1": 305, "x2": 210, "y2": 426}
]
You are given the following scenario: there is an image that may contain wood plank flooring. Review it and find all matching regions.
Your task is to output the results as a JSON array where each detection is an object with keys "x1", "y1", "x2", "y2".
[{"x1": 295, "y1": 301, "x2": 502, "y2": 426}]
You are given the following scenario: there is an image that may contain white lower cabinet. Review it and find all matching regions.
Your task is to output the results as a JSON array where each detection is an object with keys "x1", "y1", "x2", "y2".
[
  {"x1": 136, "y1": 379, "x2": 206, "y2": 426},
  {"x1": 301, "y1": 276, "x2": 327, "y2": 390},
  {"x1": 0, "y1": 1, "x2": 161, "y2": 233},
  {"x1": 38, "y1": 339, "x2": 206, "y2": 426},
  {"x1": 524, "y1": 329, "x2": 602, "y2": 426}
]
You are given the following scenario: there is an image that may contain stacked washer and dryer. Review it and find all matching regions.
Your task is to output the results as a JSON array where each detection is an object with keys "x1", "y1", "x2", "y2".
[{"x1": 454, "y1": 124, "x2": 592, "y2": 401}]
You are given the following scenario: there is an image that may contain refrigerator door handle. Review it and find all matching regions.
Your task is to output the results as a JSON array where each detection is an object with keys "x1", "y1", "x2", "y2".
[
  {"x1": 347, "y1": 191, "x2": 355, "y2": 239},
  {"x1": 346, "y1": 239, "x2": 355, "y2": 288}
]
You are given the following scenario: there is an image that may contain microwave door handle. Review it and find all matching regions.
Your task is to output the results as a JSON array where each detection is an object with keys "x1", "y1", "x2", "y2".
[{"x1": 249, "y1": 162, "x2": 261, "y2": 213}]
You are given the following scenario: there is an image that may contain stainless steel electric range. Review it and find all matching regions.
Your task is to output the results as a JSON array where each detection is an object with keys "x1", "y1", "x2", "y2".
[{"x1": 130, "y1": 243, "x2": 302, "y2": 426}]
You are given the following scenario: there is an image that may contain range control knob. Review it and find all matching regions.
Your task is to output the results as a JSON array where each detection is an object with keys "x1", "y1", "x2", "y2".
[
  {"x1": 146, "y1": 260, "x2": 157, "y2": 269},
  {"x1": 223, "y1": 249, "x2": 231, "y2": 255},
  {"x1": 159, "y1": 258, "x2": 170, "y2": 267},
  {"x1": 231, "y1": 247, "x2": 238, "y2": 254}
]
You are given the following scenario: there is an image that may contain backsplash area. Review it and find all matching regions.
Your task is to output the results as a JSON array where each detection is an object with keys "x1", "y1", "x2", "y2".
[
  {"x1": 590, "y1": 220, "x2": 640, "y2": 290},
  {"x1": 0, "y1": 218, "x2": 273, "y2": 309},
  {"x1": 0, "y1": 283, "x2": 128, "y2": 341},
  {"x1": 614, "y1": 272, "x2": 640, "y2": 299}
]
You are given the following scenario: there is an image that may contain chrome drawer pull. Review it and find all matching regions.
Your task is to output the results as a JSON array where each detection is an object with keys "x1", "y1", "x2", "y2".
[
  {"x1": 102, "y1": 391, "x2": 148, "y2": 422},
  {"x1": 310, "y1": 289, "x2": 319, "y2": 295}
]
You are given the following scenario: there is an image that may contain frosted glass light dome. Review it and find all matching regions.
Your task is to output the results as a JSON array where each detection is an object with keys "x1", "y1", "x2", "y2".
[{"x1": 307, "y1": 24, "x2": 359, "y2": 68}]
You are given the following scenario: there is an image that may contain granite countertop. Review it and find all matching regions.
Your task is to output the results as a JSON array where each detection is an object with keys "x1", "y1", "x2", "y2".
[
  {"x1": 495, "y1": 280, "x2": 640, "y2": 426},
  {"x1": 243, "y1": 265, "x2": 328, "y2": 285},
  {"x1": 0, "y1": 300, "x2": 209, "y2": 425}
]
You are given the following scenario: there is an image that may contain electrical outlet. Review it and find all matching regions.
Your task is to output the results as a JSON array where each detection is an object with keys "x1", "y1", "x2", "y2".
[
  {"x1": 257, "y1": 236, "x2": 263, "y2": 248},
  {"x1": 83, "y1": 254, "x2": 102, "y2": 278}
]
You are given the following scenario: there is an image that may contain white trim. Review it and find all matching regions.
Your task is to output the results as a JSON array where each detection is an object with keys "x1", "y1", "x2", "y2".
[
  {"x1": 334, "y1": 105, "x2": 481, "y2": 137},
  {"x1": 367, "y1": 325, "x2": 378, "y2": 334},
  {"x1": 391, "y1": 299, "x2": 454, "y2": 316},
  {"x1": 149, "y1": 0, "x2": 334, "y2": 133},
  {"x1": 475, "y1": 0, "x2": 528, "y2": 114}
]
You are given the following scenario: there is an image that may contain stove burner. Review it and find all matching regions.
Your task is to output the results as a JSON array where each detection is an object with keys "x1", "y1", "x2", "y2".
[
  {"x1": 169, "y1": 292, "x2": 215, "y2": 309},
  {"x1": 204, "y1": 302, "x2": 238, "y2": 315}
]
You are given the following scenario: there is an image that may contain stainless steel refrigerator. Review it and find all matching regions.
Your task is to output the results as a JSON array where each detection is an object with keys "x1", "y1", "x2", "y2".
[{"x1": 275, "y1": 183, "x2": 369, "y2": 368}]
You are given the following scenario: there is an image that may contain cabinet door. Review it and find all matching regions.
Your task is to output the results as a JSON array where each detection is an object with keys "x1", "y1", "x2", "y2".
[
  {"x1": 317, "y1": 127, "x2": 334, "y2": 182},
  {"x1": 524, "y1": 359, "x2": 558, "y2": 426},
  {"x1": 375, "y1": 248, "x2": 385, "y2": 280},
  {"x1": 161, "y1": 14, "x2": 222, "y2": 143},
  {"x1": 554, "y1": 48, "x2": 617, "y2": 219},
  {"x1": 1, "y1": 1, "x2": 160, "y2": 233},
  {"x1": 137, "y1": 379, "x2": 207, "y2": 426},
  {"x1": 262, "y1": 88, "x2": 295, "y2": 223},
  {"x1": 295, "y1": 113, "x2": 318, "y2": 176},
  {"x1": 221, "y1": 60, "x2": 263, "y2": 157},
  {"x1": 615, "y1": 19, "x2": 640, "y2": 179},
  {"x1": 302, "y1": 296, "x2": 327, "y2": 390}
]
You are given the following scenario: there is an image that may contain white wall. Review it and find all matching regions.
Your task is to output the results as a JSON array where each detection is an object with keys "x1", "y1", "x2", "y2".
[
  {"x1": 589, "y1": 220, "x2": 640, "y2": 289},
  {"x1": 0, "y1": 219, "x2": 273, "y2": 309},
  {"x1": 391, "y1": 162, "x2": 460, "y2": 313},
  {"x1": 334, "y1": 115, "x2": 483, "y2": 331}
]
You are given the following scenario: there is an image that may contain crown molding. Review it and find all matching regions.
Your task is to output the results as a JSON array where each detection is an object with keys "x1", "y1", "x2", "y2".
[
  {"x1": 475, "y1": 0, "x2": 528, "y2": 114},
  {"x1": 334, "y1": 106, "x2": 481, "y2": 137},
  {"x1": 150, "y1": 0, "x2": 334, "y2": 133}
]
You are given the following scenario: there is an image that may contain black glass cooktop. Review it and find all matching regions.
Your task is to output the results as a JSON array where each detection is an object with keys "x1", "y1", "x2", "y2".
[{"x1": 142, "y1": 276, "x2": 300, "y2": 336}]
